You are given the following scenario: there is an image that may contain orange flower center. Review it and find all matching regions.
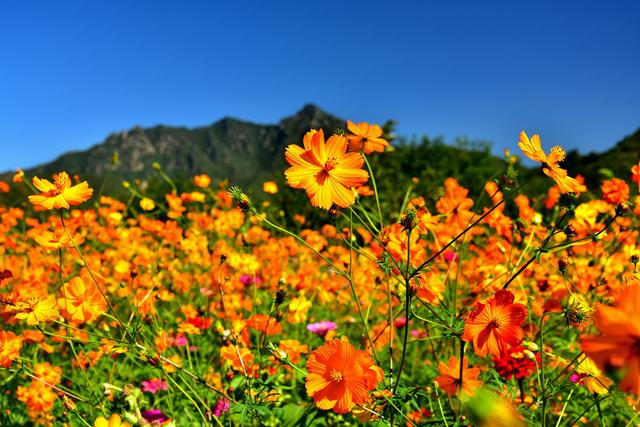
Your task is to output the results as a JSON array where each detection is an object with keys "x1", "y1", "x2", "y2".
[
  {"x1": 329, "y1": 368, "x2": 343, "y2": 382},
  {"x1": 324, "y1": 157, "x2": 338, "y2": 172},
  {"x1": 488, "y1": 319, "x2": 502, "y2": 329},
  {"x1": 53, "y1": 173, "x2": 71, "y2": 195}
]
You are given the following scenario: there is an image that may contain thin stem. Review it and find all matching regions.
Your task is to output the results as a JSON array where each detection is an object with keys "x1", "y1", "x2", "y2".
[
  {"x1": 554, "y1": 388, "x2": 575, "y2": 427},
  {"x1": 393, "y1": 228, "x2": 412, "y2": 394},
  {"x1": 363, "y1": 154, "x2": 383, "y2": 230},
  {"x1": 408, "y1": 200, "x2": 505, "y2": 280},
  {"x1": 539, "y1": 313, "x2": 548, "y2": 427},
  {"x1": 346, "y1": 209, "x2": 381, "y2": 366},
  {"x1": 458, "y1": 340, "x2": 466, "y2": 390}
]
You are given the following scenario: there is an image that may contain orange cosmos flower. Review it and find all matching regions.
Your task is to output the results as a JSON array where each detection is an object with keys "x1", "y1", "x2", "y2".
[
  {"x1": 58, "y1": 276, "x2": 107, "y2": 324},
  {"x1": 16, "y1": 381, "x2": 58, "y2": 413},
  {"x1": 193, "y1": 173, "x2": 211, "y2": 188},
  {"x1": 305, "y1": 338, "x2": 382, "y2": 414},
  {"x1": 346, "y1": 121, "x2": 389, "y2": 154},
  {"x1": 285, "y1": 129, "x2": 369, "y2": 210},
  {"x1": 246, "y1": 314, "x2": 283, "y2": 335},
  {"x1": 28, "y1": 172, "x2": 93, "y2": 210},
  {"x1": 0, "y1": 330, "x2": 23, "y2": 368},
  {"x1": 13, "y1": 169, "x2": 25, "y2": 183},
  {"x1": 462, "y1": 290, "x2": 527, "y2": 358},
  {"x1": 518, "y1": 131, "x2": 586, "y2": 194},
  {"x1": 581, "y1": 284, "x2": 640, "y2": 395},
  {"x1": 601, "y1": 178, "x2": 629, "y2": 205},
  {"x1": 436, "y1": 178, "x2": 474, "y2": 228},
  {"x1": 435, "y1": 356, "x2": 483, "y2": 397}
]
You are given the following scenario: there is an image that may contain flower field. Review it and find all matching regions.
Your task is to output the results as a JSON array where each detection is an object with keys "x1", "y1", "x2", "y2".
[{"x1": 1, "y1": 123, "x2": 640, "y2": 426}]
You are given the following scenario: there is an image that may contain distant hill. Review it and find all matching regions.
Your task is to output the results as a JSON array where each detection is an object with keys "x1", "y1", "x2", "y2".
[
  {"x1": 3, "y1": 104, "x2": 638, "y2": 202},
  {"x1": 13, "y1": 104, "x2": 344, "y2": 192},
  {"x1": 564, "y1": 128, "x2": 640, "y2": 189}
]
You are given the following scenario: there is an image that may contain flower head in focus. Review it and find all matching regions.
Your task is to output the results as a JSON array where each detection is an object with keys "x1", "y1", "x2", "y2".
[
  {"x1": 305, "y1": 338, "x2": 382, "y2": 414},
  {"x1": 13, "y1": 296, "x2": 59, "y2": 326},
  {"x1": 285, "y1": 129, "x2": 368, "y2": 210},
  {"x1": 518, "y1": 131, "x2": 586, "y2": 194},
  {"x1": 28, "y1": 172, "x2": 93, "y2": 210},
  {"x1": 462, "y1": 289, "x2": 527, "y2": 358}
]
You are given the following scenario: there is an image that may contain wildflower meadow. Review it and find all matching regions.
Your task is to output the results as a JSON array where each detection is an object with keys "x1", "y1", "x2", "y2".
[{"x1": 1, "y1": 122, "x2": 640, "y2": 427}]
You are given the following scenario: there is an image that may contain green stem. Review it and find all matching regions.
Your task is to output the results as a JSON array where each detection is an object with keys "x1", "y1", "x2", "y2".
[
  {"x1": 393, "y1": 229, "x2": 412, "y2": 394},
  {"x1": 408, "y1": 200, "x2": 505, "y2": 281},
  {"x1": 363, "y1": 154, "x2": 383, "y2": 230},
  {"x1": 539, "y1": 313, "x2": 547, "y2": 427},
  {"x1": 347, "y1": 209, "x2": 381, "y2": 366}
]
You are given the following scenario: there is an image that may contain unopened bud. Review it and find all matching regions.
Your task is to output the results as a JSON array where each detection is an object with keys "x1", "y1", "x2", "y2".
[
  {"x1": 267, "y1": 342, "x2": 288, "y2": 362},
  {"x1": 227, "y1": 186, "x2": 251, "y2": 211},
  {"x1": 400, "y1": 208, "x2": 417, "y2": 232},
  {"x1": 275, "y1": 288, "x2": 287, "y2": 306},
  {"x1": 558, "y1": 258, "x2": 568, "y2": 273},
  {"x1": 616, "y1": 203, "x2": 629, "y2": 216},
  {"x1": 563, "y1": 224, "x2": 576, "y2": 237},
  {"x1": 145, "y1": 353, "x2": 160, "y2": 367}
]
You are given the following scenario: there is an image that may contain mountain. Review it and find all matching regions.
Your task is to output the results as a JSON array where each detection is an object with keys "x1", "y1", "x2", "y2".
[
  {"x1": 563, "y1": 128, "x2": 640, "y2": 189},
  {"x1": 17, "y1": 104, "x2": 344, "y2": 192},
  {"x1": 4, "y1": 104, "x2": 639, "y2": 200}
]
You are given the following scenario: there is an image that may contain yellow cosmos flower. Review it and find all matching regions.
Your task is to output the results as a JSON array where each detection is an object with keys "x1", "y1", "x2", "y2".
[
  {"x1": 285, "y1": 129, "x2": 369, "y2": 210},
  {"x1": 34, "y1": 227, "x2": 84, "y2": 249},
  {"x1": 262, "y1": 181, "x2": 279, "y2": 194},
  {"x1": 94, "y1": 414, "x2": 130, "y2": 427},
  {"x1": 28, "y1": 172, "x2": 93, "y2": 210},
  {"x1": 518, "y1": 132, "x2": 586, "y2": 194},
  {"x1": 14, "y1": 296, "x2": 59, "y2": 326},
  {"x1": 139, "y1": 197, "x2": 155, "y2": 211}
]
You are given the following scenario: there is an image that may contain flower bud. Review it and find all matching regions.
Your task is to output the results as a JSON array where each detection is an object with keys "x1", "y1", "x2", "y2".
[
  {"x1": 400, "y1": 208, "x2": 417, "y2": 232},
  {"x1": 558, "y1": 258, "x2": 568, "y2": 273},
  {"x1": 563, "y1": 224, "x2": 576, "y2": 237},
  {"x1": 616, "y1": 203, "x2": 629, "y2": 216}
]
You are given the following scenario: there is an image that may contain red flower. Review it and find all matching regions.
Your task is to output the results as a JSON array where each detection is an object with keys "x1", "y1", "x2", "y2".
[{"x1": 493, "y1": 346, "x2": 539, "y2": 380}]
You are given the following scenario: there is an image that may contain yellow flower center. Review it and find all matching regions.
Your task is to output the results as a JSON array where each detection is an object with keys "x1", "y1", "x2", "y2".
[
  {"x1": 324, "y1": 157, "x2": 338, "y2": 172},
  {"x1": 329, "y1": 368, "x2": 343, "y2": 382},
  {"x1": 53, "y1": 173, "x2": 71, "y2": 194}
]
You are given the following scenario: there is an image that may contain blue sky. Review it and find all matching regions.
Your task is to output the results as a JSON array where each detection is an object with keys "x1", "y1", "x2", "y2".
[{"x1": 1, "y1": 0, "x2": 639, "y2": 172}]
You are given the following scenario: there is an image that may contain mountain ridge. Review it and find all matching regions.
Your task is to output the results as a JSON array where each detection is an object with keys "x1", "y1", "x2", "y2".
[
  {"x1": 10, "y1": 103, "x2": 343, "y2": 191},
  {"x1": 3, "y1": 104, "x2": 639, "y2": 196}
]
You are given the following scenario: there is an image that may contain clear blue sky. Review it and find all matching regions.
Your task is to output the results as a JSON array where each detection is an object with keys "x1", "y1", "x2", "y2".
[{"x1": 2, "y1": 0, "x2": 639, "y2": 172}]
